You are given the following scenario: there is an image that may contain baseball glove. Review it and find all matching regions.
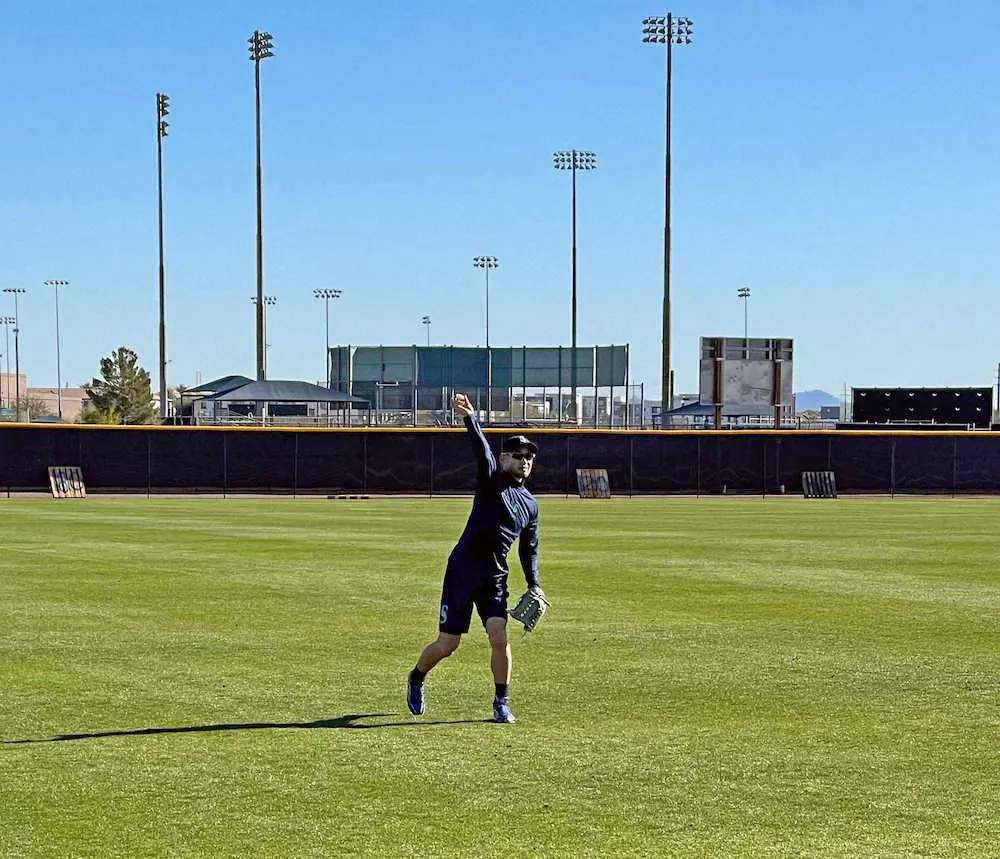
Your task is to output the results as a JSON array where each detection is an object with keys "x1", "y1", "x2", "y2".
[{"x1": 509, "y1": 587, "x2": 549, "y2": 632}]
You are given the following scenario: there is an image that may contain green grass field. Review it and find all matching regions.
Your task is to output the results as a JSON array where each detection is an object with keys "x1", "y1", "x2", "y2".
[{"x1": 2, "y1": 496, "x2": 998, "y2": 858}]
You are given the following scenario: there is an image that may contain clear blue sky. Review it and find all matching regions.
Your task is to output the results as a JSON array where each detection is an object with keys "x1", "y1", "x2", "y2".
[{"x1": 2, "y1": 0, "x2": 998, "y2": 400}]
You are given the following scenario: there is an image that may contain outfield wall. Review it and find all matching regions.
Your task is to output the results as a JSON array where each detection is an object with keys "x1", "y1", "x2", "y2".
[{"x1": 1, "y1": 425, "x2": 999, "y2": 496}]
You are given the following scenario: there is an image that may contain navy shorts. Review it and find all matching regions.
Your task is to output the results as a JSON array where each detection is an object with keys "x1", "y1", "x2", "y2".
[{"x1": 438, "y1": 552, "x2": 509, "y2": 635}]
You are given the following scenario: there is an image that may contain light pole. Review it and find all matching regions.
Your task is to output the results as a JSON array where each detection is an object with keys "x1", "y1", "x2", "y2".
[
  {"x1": 250, "y1": 295, "x2": 277, "y2": 375},
  {"x1": 43, "y1": 280, "x2": 69, "y2": 420},
  {"x1": 995, "y1": 362, "x2": 1000, "y2": 423},
  {"x1": 473, "y1": 255, "x2": 499, "y2": 423},
  {"x1": 421, "y1": 315, "x2": 431, "y2": 347},
  {"x1": 249, "y1": 30, "x2": 275, "y2": 381},
  {"x1": 0, "y1": 316, "x2": 13, "y2": 408},
  {"x1": 472, "y1": 256, "x2": 498, "y2": 353},
  {"x1": 992, "y1": 361, "x2": 1000, "y2": 420},
  {"x1": 643, "y1": 13, "x2": 693, "y2": 416},
  {"x1": 3, "y1": 288, "x2": 26, "y2": 421},
  {"x1": 313, "y1": 288, "x2": 342, "y2": 387},
  {"x1": 553, "y1": 150, "x2": 596, "y2": 424},
  {"x1": 156, "y1": 92, "x2": 170, "y2": 421},
  {"x1": 738, "y1": 286, "x2": 750, "y2": 343}
]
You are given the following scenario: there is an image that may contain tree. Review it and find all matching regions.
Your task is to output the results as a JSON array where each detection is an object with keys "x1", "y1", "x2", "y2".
[
  {"x1": 22, "y1": 396, "x2": 54, "y2": 418},
  {"x1": 83, "y1": 347, "x2": 156, "y2": 425},
  {"x1": 168, "y1": 384, "x2": 189, "y2": 415},
  {"x1": 79, "y1": 403, "x2": 121, "y2": 424}
]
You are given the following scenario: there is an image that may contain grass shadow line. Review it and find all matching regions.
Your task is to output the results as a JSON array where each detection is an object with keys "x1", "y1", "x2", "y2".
[{"x1": 4, "y1": 713, "x2": 493, "y2": 745}]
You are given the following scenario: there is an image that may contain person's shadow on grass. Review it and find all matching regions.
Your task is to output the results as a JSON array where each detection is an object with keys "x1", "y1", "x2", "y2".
[{"x1": 3, "y1": 713, "x2": 493, "y2": 745}]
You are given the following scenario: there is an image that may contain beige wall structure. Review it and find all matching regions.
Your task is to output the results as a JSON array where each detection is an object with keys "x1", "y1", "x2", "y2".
[
  {"x1": 27, "y1": 387, "x2": 89, "y2": 422},
  {"x1": 1, "y1": 372, "x2": 27, "y2": 410}
]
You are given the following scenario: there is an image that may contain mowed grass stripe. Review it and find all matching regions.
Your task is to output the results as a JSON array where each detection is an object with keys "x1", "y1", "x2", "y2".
[{"x1": 2, "y1": 497, "x2": 998, "y2": 857}]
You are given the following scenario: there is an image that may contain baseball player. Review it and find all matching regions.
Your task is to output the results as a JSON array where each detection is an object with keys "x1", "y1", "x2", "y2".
[{"x1": 407, "y1": 392, "x2": 543, "y2": 724}]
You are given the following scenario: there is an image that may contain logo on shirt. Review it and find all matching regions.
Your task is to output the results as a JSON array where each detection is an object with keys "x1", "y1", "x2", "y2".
[{"x1": 506, "y1": 493, "x2": 527, "y2": 529}]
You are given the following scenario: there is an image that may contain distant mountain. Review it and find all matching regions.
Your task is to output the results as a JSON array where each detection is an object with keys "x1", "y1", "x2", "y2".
[{"x1": 794, "y1": 390, "x2": 840, "y2": 412}]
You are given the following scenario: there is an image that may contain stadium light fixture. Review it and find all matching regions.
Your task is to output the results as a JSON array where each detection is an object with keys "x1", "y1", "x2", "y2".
[
  {"x1": 642, "y1": 13, "x2": 693, "y2": 415},
  {"x1": 472, "y1": 256, "x2": 499, "y2": 351},
  {"x1": 738, "y1": 286, "x2": 751, "y2": 342},
  {"x1": 3, "y1": 288, "x2": 26, "y2": 420},
  {"x1": 0, "y1": 315, "x2": 14, "y2": 410},
  {"x1": 473, "y1": 256, "x2": 499, "y2": 423},
  {"x1": 313, "y1": 288, "x2": 342, "y2": 388},
  {"x1": 156, "y1": 92, "x2": 170, "y2": 420},
  {"x1": 553, "y1": 150, "x2": 597, "y2": 425},
  {"x1": 249, "y1": 30, "x2": 275, "y2": 381},
  {"x1": 43, "y1": 280, "x2": 69, "y2": 420},
  {"x1": 250, "y1": 295, "x2": 277, "y2": 377},
  {"x1": 421, "y1": 315, "x2": 431, "y2": 348}
]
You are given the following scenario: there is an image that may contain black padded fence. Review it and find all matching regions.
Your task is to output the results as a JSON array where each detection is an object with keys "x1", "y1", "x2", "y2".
[{"x1": 2, "y1": 425, "x2": 1000, "y2": 496}]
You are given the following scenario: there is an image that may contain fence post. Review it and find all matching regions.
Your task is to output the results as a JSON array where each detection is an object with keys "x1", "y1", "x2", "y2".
[
  {"x1": 952, "y1": 435, "x2": 958, "y2": 498},
  {"x1": 890, "y1": 435, "x2": 896, "y2": 498},
  {"x1": 775, "y1": 436, "x2": 782, "y2": 496},
  {"x1": 628, "y1": 433, "x2": 634, "y2": 497},
  {"x1": 565, "y1": 433, "x2": 571, "y2": 497},
  {"x1": 696, "y1": 434, "x2": 702, "y2": 498}
]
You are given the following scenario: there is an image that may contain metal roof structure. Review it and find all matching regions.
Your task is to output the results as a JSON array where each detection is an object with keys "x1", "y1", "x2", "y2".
[
  {"x1": 204, "y1": 380, "x2": 369, "y2": 405},
  {"x1": 185, "y1": 375, "x2": 254, "y2": 395}
]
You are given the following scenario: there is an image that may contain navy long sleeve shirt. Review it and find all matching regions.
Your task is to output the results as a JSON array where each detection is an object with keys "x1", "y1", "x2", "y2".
[{"x1": 453, "y1": 414, "x2": 540, "y2": 589}]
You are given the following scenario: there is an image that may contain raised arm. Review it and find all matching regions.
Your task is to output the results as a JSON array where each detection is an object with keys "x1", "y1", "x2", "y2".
[{"x1": 453, "y1": 392, "x2": 496, "y2": 478}]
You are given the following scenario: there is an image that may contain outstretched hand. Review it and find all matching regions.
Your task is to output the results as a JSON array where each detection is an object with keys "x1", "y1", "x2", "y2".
[{"x1": 453, "y1": 393, "x2": 475, "y2": 417}]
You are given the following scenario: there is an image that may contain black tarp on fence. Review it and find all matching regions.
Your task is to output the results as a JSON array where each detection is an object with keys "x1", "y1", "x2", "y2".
[{"x1": 2, "y1": 425, "x2": 1000, "y2": 495}]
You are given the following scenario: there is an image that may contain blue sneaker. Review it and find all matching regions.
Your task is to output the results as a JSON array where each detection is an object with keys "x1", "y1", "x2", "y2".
[
  {"x1": 407, "y1": 671, "x2": 426, "y2": 716},
  {"x1": 493, "y1": 696, "x2": 516, "y2": 724}
]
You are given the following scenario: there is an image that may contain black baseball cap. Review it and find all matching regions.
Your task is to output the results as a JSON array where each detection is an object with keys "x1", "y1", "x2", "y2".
[{"x1": 503, "y1": 435, "x2": 538, "y2": 455}]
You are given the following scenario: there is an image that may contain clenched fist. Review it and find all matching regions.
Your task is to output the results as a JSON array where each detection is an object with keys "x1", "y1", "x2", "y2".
[{"x1": 452, "y1": 393, "x2": 475, "y2": 417}]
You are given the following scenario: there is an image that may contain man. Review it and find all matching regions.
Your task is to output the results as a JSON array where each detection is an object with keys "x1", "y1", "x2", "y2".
[{"x1": 407, "y1": 392, "x2": 543, "y2": 724}]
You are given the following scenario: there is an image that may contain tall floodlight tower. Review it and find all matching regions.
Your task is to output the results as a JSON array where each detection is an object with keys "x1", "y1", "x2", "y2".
[
  {"x1": 738, "y1": 286, "x2": 751, "y2": 341},
  {"x1": 156, "y1": 92, "x2": 170, "y2": 419},
  {"x1": 249, "y1": 30, "x2": 275, "y2": 380},
  {"x1": 43, "y1": 280, "x2": 70, "y2": 420},
  {"x1": 250, "y1": 295, "x2": 278, "y2": 375},
  {"x1": 3, "y1": 288, "x2": 26, "y2": 420},
  {"x1": 642, "y1": 13, "x2": 693, "y2": 416},
  {"x1": 553, "y1": 149, "x2": 597, "y2": 423},
  {"x1": 0, "y1": 315, "x2": 14, "y2": 408},
  {"x1": 313, "y1": 288, "x2": 342, "y2": 387},
  {"x1": 473, "y1": 255, "x2": 499, "y2": 423}
]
